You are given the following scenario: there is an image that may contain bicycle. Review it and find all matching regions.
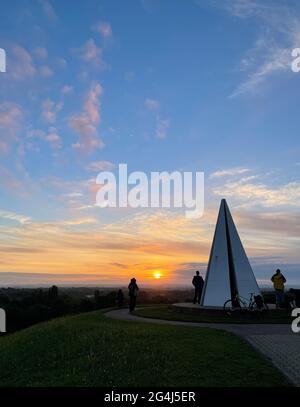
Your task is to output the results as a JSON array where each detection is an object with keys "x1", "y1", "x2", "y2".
[{"x1": 223, "y1": 292, "x2": 268, "y2": 316}]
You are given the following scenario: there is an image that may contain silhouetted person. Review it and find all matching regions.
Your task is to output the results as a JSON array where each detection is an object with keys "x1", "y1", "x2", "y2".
[
  {"x1": 192, "y1": 271, "x2": 204, "y2": 304},
  {"x1": 286, "y1": 288, "x2": 297, "y2": 309},
  {"x1": 128, "y1": 278, "x2": 139, "y2": 313},
  {"x1": 116, "y1": 289, "x2": 124, "y2": 308},
  {"x1": 271, "y1": 269, "x2": 286, "y2": 308}
]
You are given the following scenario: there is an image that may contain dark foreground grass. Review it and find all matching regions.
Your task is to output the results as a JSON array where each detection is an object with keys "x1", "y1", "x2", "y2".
[
  {"x1": 134, "y1": 305, "x2": 292, "y2": 324},
  {"x1": 0, "y1": 311, "x2": 290, "y2": 387}
]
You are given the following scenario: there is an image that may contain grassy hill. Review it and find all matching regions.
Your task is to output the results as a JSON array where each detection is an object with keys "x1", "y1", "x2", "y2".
[
  {"x1": 0, "y1": 310, "x2": 290, "y2": 387},
  {"x1": 134, "y1": 305, "x2": 293, "y2": 324}
]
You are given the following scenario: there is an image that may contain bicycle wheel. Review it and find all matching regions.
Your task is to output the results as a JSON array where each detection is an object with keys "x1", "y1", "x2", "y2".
[{"x1": 223, "y1": 300, "x2": 240, "y2": 316}]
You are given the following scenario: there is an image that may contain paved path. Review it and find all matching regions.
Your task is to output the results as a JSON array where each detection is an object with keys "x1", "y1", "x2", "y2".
[{"x1": 105, "y1": 308, "x2": 300, "y2": 386}]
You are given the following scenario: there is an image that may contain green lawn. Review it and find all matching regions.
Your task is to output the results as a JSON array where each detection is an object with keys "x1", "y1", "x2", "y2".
[
  {"x1": 0, "y1": 310, "x2": 290, "y2": 387},
  {"x1": 134, "y1": 305, "x2": 292, "y2": 324}
]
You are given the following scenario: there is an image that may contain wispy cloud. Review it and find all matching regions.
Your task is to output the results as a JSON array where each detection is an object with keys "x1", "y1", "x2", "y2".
[
  {"x1": 214, "y1": 0, "x2": 273, "y2": 19},
  {"x1": 208, "y1": 0, "x2": 300, "y2": 96},
  {"x1": 85, "y1": 161, "x2": 116, "y2": 172},
  {"x1": 76, "y1": 39, "x2": 106, "y2": 69},
  {"x1": 0, "y1": 209, "x2": 32, "y2": 224},
  {"x1": 145, "y1": 98, "x2": 160, "y2": 111},
  {"x1": 38, "y1": 0, "x2": 58, "y2": 22},
  {"x1": 144, "y1": 98, "x2": 169, "y2": 139},
  {"x1": 0, "y1": 102, "x2": 23, "y2": 153},
  {"x1": 27, "y1": 128, "x2": 62, "y2": 150},
  {"x1": 39, "y1": 65, "x2": 54, "y2": 77},
  {"x1": 69, "y1": 82, "x2": 105, "y2": 153},
  {"x1": 9, "y1": 45, "x2": 36, "y2": 80},
  {"x1": 44, "y1": 128, "x2": 62, "y2": 149},
  {"x1": 33, "y1": 46, "x2": 48, "y2": 60},
  {"x1": 210, "y1": 167, "x2": 250, "y2": 179},
  {"x1": 214, "y1": 178, "x2": 300, "y2": 208},
  {"x1": 61, "y1": 85, "x2": 74, "y2": 95},
  {"x1": 155, "y1": 117, "x2": 169, "y2": 139},
  {"x1": 92, "y1": 21, "x2": 113, "y2": 38},
  {"x1": 62, "y1": 217, "x2": 98, "y2": 226},
  {"x1": 42, "y1": 99, "x2": 63, "y2": 123}
]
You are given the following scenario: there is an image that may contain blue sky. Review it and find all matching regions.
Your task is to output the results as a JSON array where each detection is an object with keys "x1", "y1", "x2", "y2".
[{"x1": 0, "y1": 0, "x2": 299, "y2": 286}]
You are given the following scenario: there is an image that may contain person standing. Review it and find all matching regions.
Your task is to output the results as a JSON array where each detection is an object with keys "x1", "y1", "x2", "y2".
[
  {"x1": 192, "y1": 271, "x2": 204, "y2": 304},
  {"x1": 128, "y1": 278, "x2": 139, "y2": 313},
  {"x1": 271, "y1": 269, "x2": 286, "y2": 308}
]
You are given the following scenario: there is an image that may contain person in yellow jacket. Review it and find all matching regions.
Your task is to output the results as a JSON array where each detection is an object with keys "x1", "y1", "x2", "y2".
[{"x1": 271, "y1": 269, "x2": 286, "y2": 308}]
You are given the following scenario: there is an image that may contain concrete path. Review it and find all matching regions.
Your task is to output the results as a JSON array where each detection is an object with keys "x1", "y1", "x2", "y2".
[{"x1": 105, "y1": 308, "x2": 300, "y2": 386}]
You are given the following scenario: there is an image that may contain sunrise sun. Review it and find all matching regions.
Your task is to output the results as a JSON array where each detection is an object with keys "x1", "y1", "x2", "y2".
[{"x1": 153, "y1": 271, "x2": 162, "y2": 280}]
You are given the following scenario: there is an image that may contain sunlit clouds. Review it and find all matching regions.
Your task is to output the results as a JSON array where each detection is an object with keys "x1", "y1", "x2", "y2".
[
  {"x1": 0, "y1": 0, "x2": 299, "y2": 287},
  {"x1": 69, "y1": 82, "x2": 105, "y2": 153}
]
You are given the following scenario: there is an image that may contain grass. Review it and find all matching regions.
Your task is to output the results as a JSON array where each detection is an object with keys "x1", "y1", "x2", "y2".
[
  {"x1": 0, "y1": 310, "x2": 290, "y2": 387},
  {"x1": 134, "y1": 305, "x2": 293, "y2": 324}
]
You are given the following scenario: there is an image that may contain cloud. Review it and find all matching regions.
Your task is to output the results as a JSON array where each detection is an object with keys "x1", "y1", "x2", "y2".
[
  {"x1": 61, "y1": 85, "x2": 74, "y2": 95},
  {"x1": 209, "y1": 0, "x2": 300, "y2": 96},
  {"x1": 210, "y1": 167, "x2": 250, "y2": 179},
  {"x1": 234, "y1": 210, "x2": 300, "y2": 238},
  {"x1": 27, "y1": 127, "x2": 62, "y2": 149},
  {"x1": 0, "y1": 166, "x2": 25, "y2": 194},
  {"x1": 0, "y1": 204, "x2": 298, "y2": 285},
  {"x1": 85, "y1": 161, "x2": 116, "y2": 171},
  {"x1": 0, "y1": 210, "x2": 32, "y2": 225},
  {"x1": 39, "y1": 65, "x2": 54, "y2": 77},
  {"x1": 46, "y1": 174, "x2": 101, "y2": 210},
  {"x1": 69, "y1": 82, "x2": 105, "y2": 153},
  {"x1": 0, "y1": 210, "x2": 210, "y2": 282},
  {"x1": 92, "y1": 21, "x2": 113, "y2": 38},
  {"x1": 0, "y1": 272, "x2": 127, "y2": 286},
  {"x1": 145, "y1": 98, "x2": 160, "y2": 111},
  {"x1": 155, "y1": 117, "x2": 169, "y2": 139},
  {"x1": 213, "y1": 178, "x2": 300, "y2": 208},
  {"x1": 42, "y1": 99, "x2": 63, "y2": 123},
  {"x1": 144, "y1": 98, "x2": 169, "y2": 139},
  {"x1": 8, "y1": 44, "x2": 54, "y2": 80},
  {"x1": 213, "y1": 0, "x2": 273, "y2": 19},
  {"x1": 62, "y1": 217, "x2": 98, "y2": 226},
  {"x1": 77, "y1": 39, "x2": 105, "y2": 69},
  {"x1": 230, "y1": 38, "x2": 295, "y2": 97},
  {"x1": 9, "y1": 45, "x2": 36, "y2": 80},
  {"x1": 38, "y1": 0, "x2": 58, "y2": 21},
  {"x1": 33, "y1": 47, "x2": 48, "y2": 59},
  {"x1": 45, "y1": 128, "x2": 62, "y2": 149},
  {"x1": 56, "y1": 57, "x2": 67, "y2": 69},
  {"x1": 0, "y1": 102, "x2": 23, "y2": 152}
]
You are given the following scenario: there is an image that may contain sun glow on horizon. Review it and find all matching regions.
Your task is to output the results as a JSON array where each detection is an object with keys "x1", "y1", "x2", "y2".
[{"x1": 153, "y1": 271, "x2": 163, "y2": 280}]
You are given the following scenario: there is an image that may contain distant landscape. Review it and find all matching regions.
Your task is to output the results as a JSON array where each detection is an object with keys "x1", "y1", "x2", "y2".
[
  {"x1": 0, "y1": 286, "x2": 196, "y2": 333},
  {"x1": 1, "y1": 285, "x2": 299, "y2": 334}
]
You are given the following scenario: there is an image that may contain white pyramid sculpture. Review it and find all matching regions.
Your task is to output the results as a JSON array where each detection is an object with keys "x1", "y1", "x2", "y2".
[{"x1": 200, "y1": 199, "x2": 261, "y2": 307}]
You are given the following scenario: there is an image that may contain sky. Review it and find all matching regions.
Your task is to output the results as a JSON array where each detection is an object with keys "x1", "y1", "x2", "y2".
[{"x1": 0, "y1": 0, "x2": 299, "y2": 287}]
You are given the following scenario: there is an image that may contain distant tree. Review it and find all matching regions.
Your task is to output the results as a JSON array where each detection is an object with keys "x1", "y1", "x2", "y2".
[
  {"x1": 94, "y1": 290, "x2": 100, "y2": 304},
  {"x1": 48, "y1": 285, "x2": 59, "y2": 300},
  {"x1": 0, "y1": 294, "x2": 10, "y2": 305}
]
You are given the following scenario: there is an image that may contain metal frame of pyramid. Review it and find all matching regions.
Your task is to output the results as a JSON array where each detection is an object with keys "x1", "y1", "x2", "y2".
[{"x1": 200, "y1": 199, "x2": 261, "y2": 307}]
